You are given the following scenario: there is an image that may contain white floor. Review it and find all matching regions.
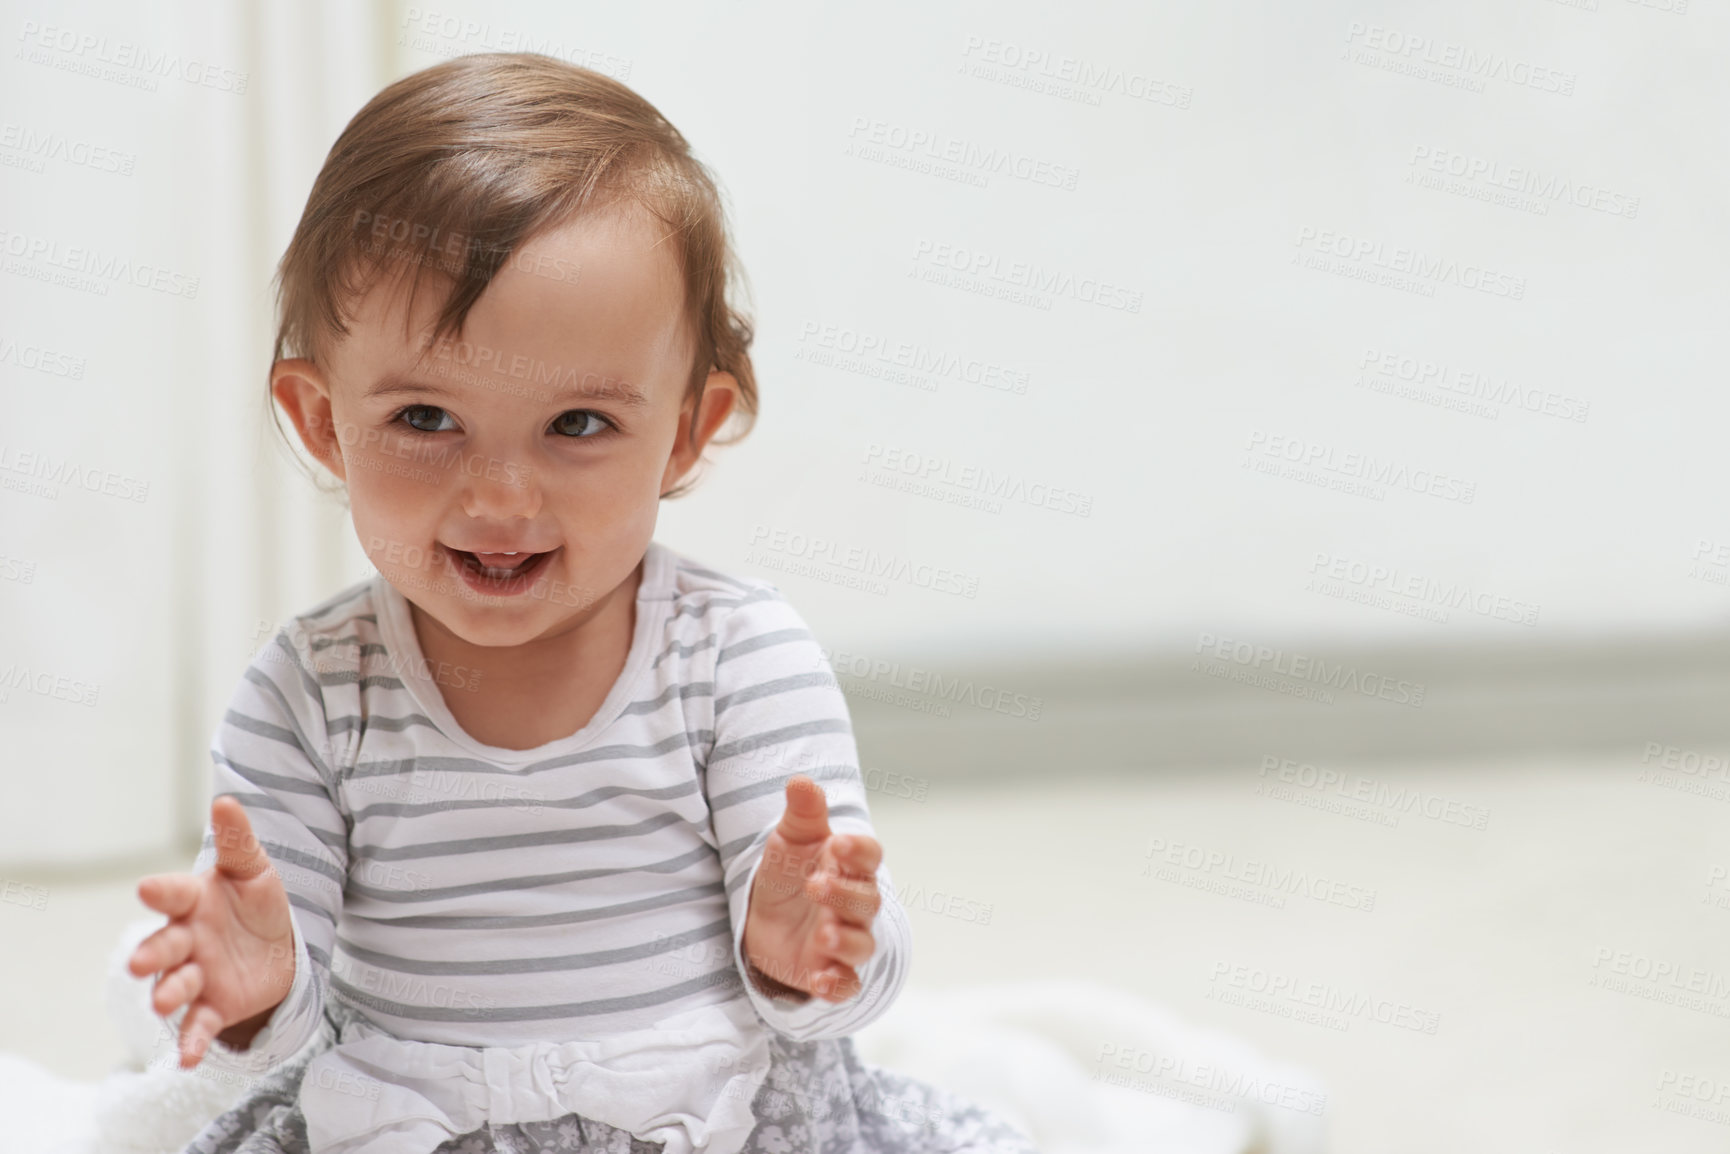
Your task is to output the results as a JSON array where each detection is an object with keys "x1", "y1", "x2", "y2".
[{"x1": 4, "y1": 746, "x2": 1727, "y2": 1153}]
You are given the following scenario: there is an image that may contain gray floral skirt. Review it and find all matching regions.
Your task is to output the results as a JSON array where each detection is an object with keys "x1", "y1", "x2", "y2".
[{"x1": 179, "y1": 1001, "x2": 1040, "y2": 1154}]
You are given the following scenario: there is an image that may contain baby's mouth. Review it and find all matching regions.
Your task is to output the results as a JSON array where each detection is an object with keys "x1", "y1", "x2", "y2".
[{"x1": 442, "y1": 545, "x2": 558, "y2": 582}]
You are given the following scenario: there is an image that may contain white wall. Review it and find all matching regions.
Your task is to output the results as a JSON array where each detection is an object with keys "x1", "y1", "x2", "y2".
[
  {"x1": 0, "y1": 0, "x2": 390, "y2": 864},
  {"x1": 639, "y1": 0, "x2": 1728, "y2": 662},
  {"x1": 2, "y1": 0, "x2": 1723, "y2": 864}
]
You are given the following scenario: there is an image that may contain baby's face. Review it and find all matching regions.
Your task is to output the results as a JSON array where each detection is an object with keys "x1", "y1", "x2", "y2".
[{"x1": 282, "y1": 199, "x2": 731, "y2": 649}]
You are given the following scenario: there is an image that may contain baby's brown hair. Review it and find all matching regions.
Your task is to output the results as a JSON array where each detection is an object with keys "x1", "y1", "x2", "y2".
[{"x1": 269, "y1": 51, "x2": 757, "y2": 499}]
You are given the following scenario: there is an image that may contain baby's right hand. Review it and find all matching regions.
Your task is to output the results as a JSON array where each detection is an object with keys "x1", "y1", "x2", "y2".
[{"x1": 129, "y1": 795, "x2": 297, "y2": 1069}]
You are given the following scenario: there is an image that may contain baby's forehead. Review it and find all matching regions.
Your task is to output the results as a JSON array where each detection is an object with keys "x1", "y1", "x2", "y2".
[{"x1": 340, "y1": 203, "x2": 695, "y2": 391}]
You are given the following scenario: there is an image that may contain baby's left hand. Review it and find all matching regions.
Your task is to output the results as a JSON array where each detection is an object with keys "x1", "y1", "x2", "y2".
[{"x1": 742, "y1": 774, "x2": 883, "y2": 1003}]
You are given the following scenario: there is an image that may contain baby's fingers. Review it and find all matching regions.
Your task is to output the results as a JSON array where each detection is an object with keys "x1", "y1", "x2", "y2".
[
  {"x1": 152, "y1": 960, "x2": 204, "y2": 1017},
  {"x1": 129, "y1": 921, "x2": 193, "y2": 979},
  {"x1": 136, "y1": 873, "x2": 199, "y2": 918},
  {"x1": 177, "y1": 1000, "x2": 224, "y2": 1069},
  {"x1": 831, "y1": 834, "x2": 882, "y2": 878},
  {"x1": 807, "y1": 872, "x2": 880, "y2": 926},
  {"x1": 816, "y1": 917, "x2": 876, "y2": 968}
]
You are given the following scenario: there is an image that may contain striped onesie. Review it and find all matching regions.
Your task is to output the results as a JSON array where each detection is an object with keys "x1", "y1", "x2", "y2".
[{"x1": 174, "y1": 539, "x2": 1038, "y2": 1154}]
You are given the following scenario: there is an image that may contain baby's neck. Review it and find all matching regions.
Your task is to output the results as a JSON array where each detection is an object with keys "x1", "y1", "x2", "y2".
[{"x1": 405, "y1": 559, "x2": 643, "y2": 749}]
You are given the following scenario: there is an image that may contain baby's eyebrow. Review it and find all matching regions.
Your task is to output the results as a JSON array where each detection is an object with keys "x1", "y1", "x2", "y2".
[{"x1": 364, "y1": 371, "x2": 652, "y2": 410}]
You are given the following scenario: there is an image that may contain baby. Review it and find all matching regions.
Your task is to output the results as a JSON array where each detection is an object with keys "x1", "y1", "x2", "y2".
[{"x1": 123, "y1": 52, "x2": 1037, "y2": 1154}]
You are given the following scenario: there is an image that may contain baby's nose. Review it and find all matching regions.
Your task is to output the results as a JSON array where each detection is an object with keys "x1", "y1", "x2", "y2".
[{"x1": 455, "y1": 450, "x2": 540, "y2": 519}]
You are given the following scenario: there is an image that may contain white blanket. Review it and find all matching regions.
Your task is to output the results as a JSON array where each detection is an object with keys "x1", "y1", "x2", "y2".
[{"x1": 0, "y1": 918, "x2": 1327, "y2": 1154}]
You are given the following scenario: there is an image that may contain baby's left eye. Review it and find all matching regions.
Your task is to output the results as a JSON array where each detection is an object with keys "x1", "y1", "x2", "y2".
[{"x1": 550, "y1": 410, "x2": 613, "y2": 438}]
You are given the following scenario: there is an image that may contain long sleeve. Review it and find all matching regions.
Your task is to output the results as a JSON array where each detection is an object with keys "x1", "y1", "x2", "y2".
[
  {"x1": 704, "y1": 584, "x2": 912, "y2": 1042},
  {"x1": 170, "y1": 626, "x2": 351, "y2": 1074}
]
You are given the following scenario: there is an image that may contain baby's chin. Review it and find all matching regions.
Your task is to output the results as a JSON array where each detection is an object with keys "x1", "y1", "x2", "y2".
[
  {"x1": 385, "y1": 545, "x2": 606, "y2": 644},
  {"x1": 401, "y1": 587, "x2": 591, "y2": 653}
]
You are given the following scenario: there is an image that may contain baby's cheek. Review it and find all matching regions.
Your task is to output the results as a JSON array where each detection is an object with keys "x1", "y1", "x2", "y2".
[{"x1": 350, "y1": 491, "x2": 439, "y2": 580}]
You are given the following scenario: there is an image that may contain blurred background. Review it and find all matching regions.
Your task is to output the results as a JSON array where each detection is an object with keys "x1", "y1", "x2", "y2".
[{"x1": 3, "y1": 0, "x2": 1730, "y2": 1151}]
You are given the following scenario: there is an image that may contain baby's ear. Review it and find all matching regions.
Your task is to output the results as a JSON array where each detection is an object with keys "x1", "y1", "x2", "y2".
[
  {"x1": 659, "y1": 369, "x2": 740, "y2": 497},
  {"x1": 693, "y1": 367, "x2": 740, "y2": 447},
  {"x1": 271, "y1": 359, "x2": 346, "y2": 481}
]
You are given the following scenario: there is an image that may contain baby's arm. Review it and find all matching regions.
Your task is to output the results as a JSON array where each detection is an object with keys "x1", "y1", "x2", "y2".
[
  {"x1": 133, "y1": 628, "x2": 349, "y2": 1073},
  {"x1": 704, "y1": 585, "x2": 912, "y2": 1042}
]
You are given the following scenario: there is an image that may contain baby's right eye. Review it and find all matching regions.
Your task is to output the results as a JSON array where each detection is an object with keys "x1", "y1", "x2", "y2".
[{"x1": 396, "y1": 405, "x2": 454, "y2": 434}]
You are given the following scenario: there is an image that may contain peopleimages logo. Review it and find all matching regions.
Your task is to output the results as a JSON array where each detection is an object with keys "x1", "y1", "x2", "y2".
[
  {"x1": 0, "y1": 443, "x2": 150, "y2": 502},
  {"x1": 0, "y1": 228, "x2": 200, "y2": 298},
  {"x1": 0, "y1": 662, "x2": 100, "y2": 707},
  {"x1": 846, "y1": 115, "x2": 1081, "y2": 190},
  {"x1": 956, "y1": 35, "x2": 1193, "y2": 109},
  {"x1": 1293, "y1": 226, "x2": 1526, "y2": 300},
  {"x1": 15, "y1": 20, "x2": 250, "y2": 93},
  {"x1": 1342, "y1": 21, "x2": 1576, "y2": 95},
  {"x1": 1356, "y1": 346, "x2": 1590, "y2": 423},
  {"x1": 0, "y1": 333, "x2": 87, "y2": 378},
  {"x1": 0, "y1": 123, "x2": 136, "y2": 175},
  {"x1": 1143, "y1": 837, "x2": 1378, "y2": 911},
  {"x1": 1257, "y1": 756, "x2": 1491, "y2": 830},
  {"x1": 1206, "y1": 960, "x2": 1441, "y2": 1034},
  {"x1": 862, "y1": 443, "x2": 1092, "y2": 517},
  {"x1": 1193, "y1": 632, "x2": 1426, "y2": 707},
  {"x1": 910, "y1": 238, "x2": 1144, "y2": 313},
  {"x1": 818, "y1": 645, "x2": 1044, "y2": 721},
  {"x1": 1244, "y1": 430, "x2": 1477, "y2": 504},
  {"x1": 1407, "y1": 146, "x2": 1639, "y2": 219},
  {"x1": 1589, "y1": 946, "x2": 1730, "y2": 1018},
  {"x1": 1092, "y1": 1043, "x2": 1327, "y2": 1116},
  {"x1": 1307, "y1": 552, "x2": 1539, "y2": 628},
  {"x1": 794, "y1": 320, "x2": 1030, "y2": 395},
  {"x1": 747, "y1": 524, "x2": 980, "y2": 599}
]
